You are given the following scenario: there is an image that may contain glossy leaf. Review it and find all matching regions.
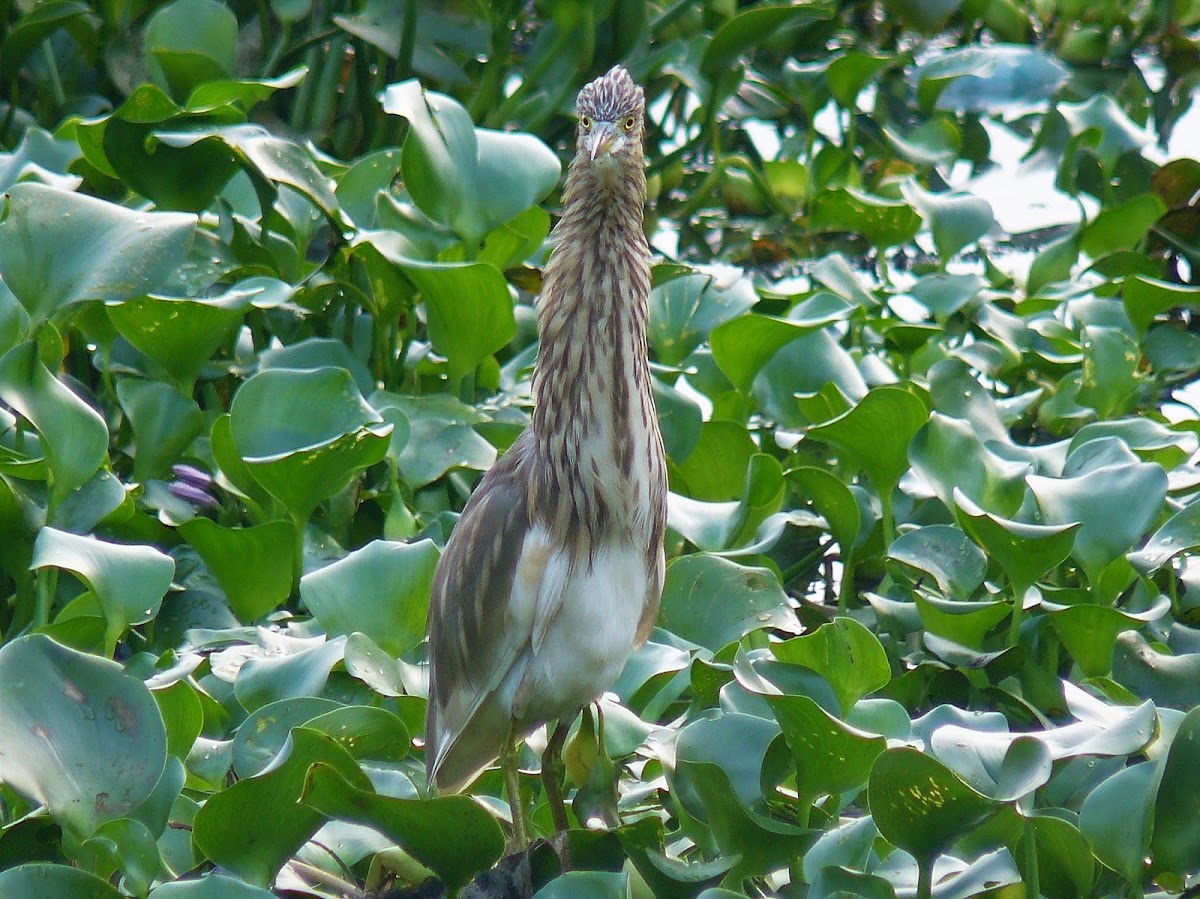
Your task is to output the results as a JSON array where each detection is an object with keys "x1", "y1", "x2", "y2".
[
  {"x1": 0, "y1": 635, "x2": 167, "y2": 839},
  {"x1": 300, "y1": 539, "x2": 439, "y2": 657},
  {"x1": 300, "y1": 761, "x2": 504, "y2": 891},
  {"x1": 192, "y1": 729, "x2": 371, "y2": 886},
  {"x1": 30, "y1": 527, "x2": 174, "y2": 653},
  {"x1": 0, "y1": 183, "x2": 195, "y2": 327},
  {"x1": 658, "y1": 554, "x2": 791, "y2": 651},
  {"x1": 772, "y1": 618, "x2": 890, "y2": 713}
]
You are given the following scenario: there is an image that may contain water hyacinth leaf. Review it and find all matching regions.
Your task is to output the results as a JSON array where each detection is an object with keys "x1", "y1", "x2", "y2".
[
  {"x1": 807, "y1": 385, "x2": 929, "y2": 499},
  {"x1": 106, "y1": 287, "x2": 258, "y2": 390},
  {"x1": 675, "y1": 760, "x2": 812, "y2": 882},
  {"x1": 772, "y1": 618, "x2": 890, "y2": 713},
  {"x1": 115, "y1": 379, "x2": 204, "y2": 482},
  {"x1": 146, "y1": 871, "x2": 276, "y2": 897},
  {"x1": 0, "y1": 3, "x2": 98, "y2": 77},
  {"x1": 230, "y1": 696, "x2": 341, "y2": 777},
  {"x1": 178, "y1": 519, "x2": 295, "y2": 622},
  {"x1": 672, "y1": 420, "x2": 757, "y2": 502},
  {"x1": 1151, "y1": 706, "x2": 1200, "y2": 876},
  {"x1": 954, "y1": 490, "x2": 1078, "y2": 592},
  {"x1": 0, "y1": 339, "x2": 109, "y2": 509},
  {"x1": 1028, "y1": 459, "x2": 1167, "y2": 584},
  {"x1": 915, "y1": 44, "x2": 1068, "y2": 113},
  {"x1": 902, "y1": 181, "x2": 994, "y2": 261},
  {"x1": 810, "y1": 187, "x2": 922, "y2": 247},
  {"x1": 789, "y1": 466, "x2": 862, "y2": 556},
  {"x1": 74, "y1": 815, "x2": 162, "y2": 895},
  {"x1": 884, "y1": 0, "x2": 962, "y2": 32},
  {"x1": 358, "y1": 237, "x2": 516, "y2": 385},
  {"x1": 711, "y1": 298, "x2": 854, "y2": 390},
  {"x1": 827, "y1": 51, "x2": 894, "y2": 108},
  {"x1": 888, "y1": 525, "x2": 987, "y2": 597},
  {"x1": 907, "y1": 412, "x2": 1032, "y2": 516},
  {"x1": 1112, "y1": 631, "x2": 1200, "y2": 711},
  {"x1": 300, "y1": 539, "x2": 439, "y2": 657},
  {"x1": 192, "y1": 729, "x2": 370, "y2": 886},
  {"x1": 648, "y1": 270, "x2": 758, "y2": 367},
  {"x1": 230, "y1": 367, "x2": 392, "y2": 523},
  {"x1": 300, "y1": 762, "x2": 503, "y2": 891},
  {"x1": 154, "y1": 124, "x2": 338, "y2": 220},
  {"x1": 1077, "y1": 325, "x2": 1140, "y2": 418},
  {"x1": 144, "y1": 0, "x2": 237, "y2": 99},
  {"x1": 700, "y1": 0, "x2": 835, "y2": 76},
  {"x1": 754, "y1": 328, "x2": 868, "y2": 428},
  {"x1": 1078, "y1": 759, "x2": 1156, "y2": 884},
  {"x1": 371, "y1": 392, "x2": 496, "y2": 488},
  {"x1": 652, "y1": 376, "x2": 703, "y2": 464},
  {"x1": 658, "y1": 554, "x2": 791, "y2": 652},
  {"x1": 767, "y1": 692, "x2": 886, "y2": 801},
  {"x1": 30, "y1": 527, "x2": 174, "y2": 653},
  {"x1": 532, "y1": 872, "x2": 629, "y2": 898},
  {"x1": 868, "y1": 747, "x2": 999, "y2": 863},
  {"x1": 233, "y1": 636, "x2": 346, "y2": 713},
  {"x1": 1123, "y1": 275, "x2": 1200, "y2": 335},
  {"x1": 335, "y1": 146, "x2": 403, "y2": 228},
  {"x1": 0, "y1": 183, "x2": 196, "y2": 327},
  {"x1": 258, "y1": 336, "x2": 373, "y2": 395},
  {"x1": 1016, "y1": 814, "x2": 1094, "y2": 899},
  {"x1": 381, "y1": 79, "x2": 560, "y2": 246},
  {"x1": 1128, "y1": 497, "x2": 1200, "y2": 574},
  {"x1": 153, "y1": 680, "x2": 204, "y2": 761},
  {"x1": 1059, "y1": 94, "x2": 1151, "y2": 171},
  {"x1": 1046, "y1": 595, "x2": 1170, "y2": 678},
  {"x1": 0, "y1": 635, "x2": 167, "y2": 839},
  {"x1": 0, "y1": 864, "x2": 123, "y2": 899},
  {"x1": 1081, "y1": 194, "x2": 1166, "y2": 258}
]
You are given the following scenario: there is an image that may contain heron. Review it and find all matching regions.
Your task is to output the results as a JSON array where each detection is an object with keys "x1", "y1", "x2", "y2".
[{"x1": 423, "y1": 65, "x2": 667, "y2": 845}]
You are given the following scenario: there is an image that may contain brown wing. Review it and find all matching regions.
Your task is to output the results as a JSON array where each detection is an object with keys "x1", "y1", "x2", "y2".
[{"x1": 424, "y1": 432, "x2": 536, "y2": 793}]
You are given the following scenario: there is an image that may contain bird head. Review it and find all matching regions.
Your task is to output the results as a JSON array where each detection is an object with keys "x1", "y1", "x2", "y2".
[{"x1": 575, "y1": 66, "x2": 645, "y2": 165}]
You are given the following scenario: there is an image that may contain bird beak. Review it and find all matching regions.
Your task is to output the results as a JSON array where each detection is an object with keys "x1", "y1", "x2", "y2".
[{"x1": 586, "y1": 122, "x2": 620, "y2": 161}]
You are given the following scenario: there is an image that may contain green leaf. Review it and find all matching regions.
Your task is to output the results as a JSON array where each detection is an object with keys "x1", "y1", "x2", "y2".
[
  {"x1": 1123, "y1": 275, "x2": 1200, "y2": 336},
  {"x1": 658, "y1": 554, "x2": 791, "y2": 651},
  {"x1": 533, "y1": 872, "x2": 629, "y2": 898},
  {"x1": 192, "y1": 729, "x2": 371, "y2": 886},
  {"x1": 789, "y1": 466, "x2": 862, "y2": 558},
  {"x1": 1078, "y1": 759, "x2": 1156, "y2": 884},
  {"x1": 672, "y1": 420, "x2": 756, "y2": 501},
  {"x1": 1081, "y1": 194, "x2": 1165, "y2": 258},
  {"x1": 30, "y1": 527, "x2": 174, "y2": 654},
  {"x1": 1017, "y1": 814, "x2": 1094, "y2": 899},
  {"x1": 116, "y1": 379, "x2": 204, "y2": 482},
  {"x1": 230, "y1": 367, "x2": 392, "y2": 524},
  {"x1": 178, "y1": 519, "x2": 295, "y2": 622},
  {"x1": 810, "y1": 187, "x2": 922, "y2": 247},
  {"x1": 772, "y1": 618, "x2": 890, "y2": 713},
  {"x1": 144, "y1": 0, "x2": 237, "y2": 99},
  {"x1": 806, "y1": 386, "x2": 929, "y2": 500},
  {"x1": 0, "y1": 635, "x2": 167, "y2": 839},
  {"x1": 652, "y1": 377, "x2": 703, "y2": 464},
  {"x1": 711, "y1": 298, "x2": 854, "y2": 390},
  {"x1": 0, "y1": 183, "x2": 195, "y2": 327},
  {"x1": 371, "y1": 391, "x2": 496, "y2": 488},
  {"x1": 0, "y1": 339, "x2": 109, "y2": 510},
  {"x1": 701, "y1": 1, "x2": 835, "y2": 76},
  {"x1": 1028, "y1": 452, "x2": 1167, "y2": 585},
  {"x1": 1113, "y1": 631, "x2": 1200, "y2": 711},
  {"x1": 768, "y1": 693, "x2": 886, "y2": 801},
  {"x1": 868, "y1": 747, "x2": 999, "y2": 864},
  {"x1": 903, "y1": 180, "x2": 995, "y2": 261},
  {"x1": 0, "y1": 864, "x2": 123, "y2": 899},
  {"x1": 1151, "y1": 706, "x2": 1200, "y2": 876},
  {"x1": 300, "y1": 539, "x2": 439, "y2": 657},
  {"x1": 381, "y1": 80, "x2": 560, "y2": 246},
  {"x1": 0, "y1": 3, "x2": 98, "y2": 79},
  {"x1": 1077, "y1": 325, "x2": 1140, "y2": 417},
  {"x1": 300, "y1": 762, "x2": 504, "y2": 892},
  {"x1": 145, "y1": 872, "x2": 276, "y2": 898},
  {"x1": 954, "y1": 491, "x2": 1078, "y2": 593},
  {"x1": 1046, "y1": 595, "x2": 1169, "y2": 678},
  {"x1": 1129, "y1": 496, "x2": 1200, "y2": 574},
  {"x1": 230, "y1": 696, "x2": 341, "y2": 777},
  {"x1": 888, "y1": 525, "x2": 987, "y2": 597},
  {"x1": 648, "y1": 270, "x2": 757, "y2": 367},
  {"x1": 356, "y1": 232, "x2": 516, "y2": 384},
  {"x1": 106, "y1": 286, "x2": 258, "y2": 390},
  {"x1": 233, "y1": 636, "x2": 346, "y2": 713}
]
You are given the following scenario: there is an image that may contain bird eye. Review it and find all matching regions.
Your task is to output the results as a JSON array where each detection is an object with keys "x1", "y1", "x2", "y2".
[
  {"x1": 580, "y1": 115, "x2": 592, "y2": 130},
  {"x1": 623, "y1": 116, "x2": 636, "y2": 131}
]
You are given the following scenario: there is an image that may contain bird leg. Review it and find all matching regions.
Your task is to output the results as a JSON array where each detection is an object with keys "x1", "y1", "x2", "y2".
[
  {"x1": 542, "y1": 719, "x2": 572, "y2": 835},
  {"x1": 500, "y1": 738, "x2": 530, "y2": 848}
]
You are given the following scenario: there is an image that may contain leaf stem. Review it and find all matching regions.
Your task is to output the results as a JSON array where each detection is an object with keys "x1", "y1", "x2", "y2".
[{"x1": 1023, "y1": 816, "x2": 1040, "y2": 899}]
